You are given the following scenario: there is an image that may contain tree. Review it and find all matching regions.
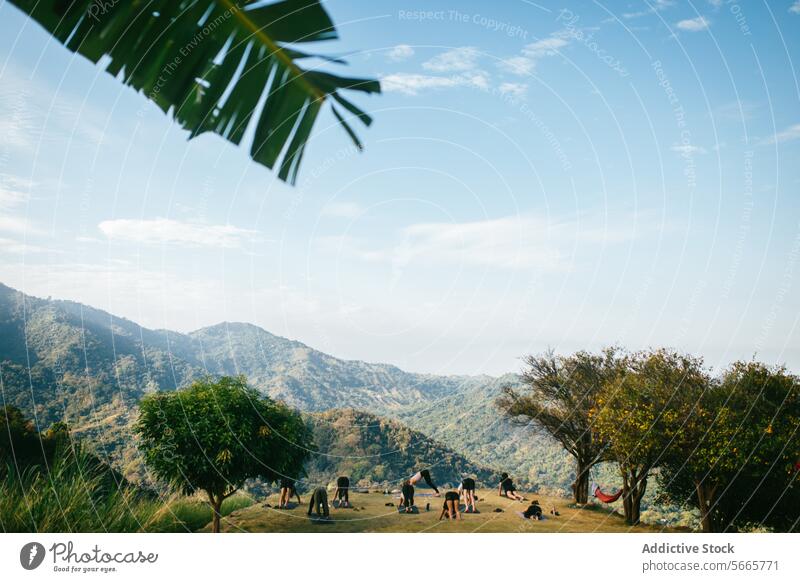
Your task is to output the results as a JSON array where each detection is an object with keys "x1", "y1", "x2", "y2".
[
  {"x1": 592, "y1": 349, "x2": 708, "y2": 525},
  {"x1": 658, "y1": 362, "x2": 800, "y2": 532},
  {"x1": 497, "y1": 348, "x2": 626, "y2": 504},
  {"x1": 134, "y1": 375, "x2": 312, "y2": 532},
  {"x1": 10, "y1": 0, "x2": 380, "y2": 184}
]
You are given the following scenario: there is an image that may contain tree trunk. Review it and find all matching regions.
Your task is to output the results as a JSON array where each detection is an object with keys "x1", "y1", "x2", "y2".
[
  {"x1": 695, "y1": 480, "x2": 717, "y2": 533},
  {"x1": 574, "y1": 459, "x2": 590, "y2": 504},
  {"x1": 621, "y1": 468, "x2": 647, "y2": 526},
  {"x1": 208, "y1": 492, "x2": 223, "y2": 533}
]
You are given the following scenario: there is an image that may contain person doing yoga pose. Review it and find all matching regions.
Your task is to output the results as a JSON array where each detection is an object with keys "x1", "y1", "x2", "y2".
[
  {"x1": 498, "y1": 472, "x2": 526, "y2": 502},
  {"x1": 307, "y1": 487, "x2": 330, "y2": 517},
  {"x1": 332, "y1": 475, "x2": 350, "y2": 507},
  {"x1": 438, "y1": 491, "x2": 462, "y2": 520},
  {"x1": 279, "y1": 477, "x2": 301, "y2": 508},
  {"x1": 409, "y1": 469, "x2": 440, "y2": 495},
  {"x1": 458, "y1": 477, "x2": 477, "y2": 512},
  {"x1": 522, "y1": 500, "x2": 543, "y2": 520},
  {"x1": 399, "y1": 479, "x2": 415, "y2": 513}
]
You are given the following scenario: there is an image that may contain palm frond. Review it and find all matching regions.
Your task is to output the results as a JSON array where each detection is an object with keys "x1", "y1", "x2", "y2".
[{"x1": 10, "y1": 0, "x2": 380, "y2": 183}]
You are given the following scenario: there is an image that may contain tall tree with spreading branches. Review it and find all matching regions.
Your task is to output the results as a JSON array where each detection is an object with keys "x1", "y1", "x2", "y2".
[
  {"x1": 497, "y1": 348, "x2": 626, "y2": 504},
  {"x1": 592, "y1": 348, "x2": 708, "y2": 525}
]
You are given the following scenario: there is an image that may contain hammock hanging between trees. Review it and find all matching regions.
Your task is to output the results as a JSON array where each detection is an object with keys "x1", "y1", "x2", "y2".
[{"x1": 592, "y1": 483, "x2": 623, "y2": 503}]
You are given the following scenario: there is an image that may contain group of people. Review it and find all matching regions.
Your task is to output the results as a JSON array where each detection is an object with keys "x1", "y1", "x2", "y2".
[{"x1": 280, "y1": 469, "x2": 540, "y2": 521}]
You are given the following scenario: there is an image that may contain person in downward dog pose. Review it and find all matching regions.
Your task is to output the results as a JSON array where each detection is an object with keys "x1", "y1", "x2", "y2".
[
  {"x1": 279, "y1": 477, "x2": 301, "y2": 508},
  {"x1": 399, "y1": 479, "x2": 415, "y2": 513},
  {"x1": 332, "y1": 475, "x2": 350, "y2": 508},
  {"x1": 409, "y1": 469, "x2": 440, "y2": 496},
  {"x1": 498, "y1": 472, "x2": 526, "y2": 502},
  {"x1": 459, "y1": 476, "x2": 477, "y2": 513},
  {"x1": 439, "y1": 491, "x2": 462, "y2": 520},
  {"x1": 307, "y1": 487, "x2": 330, "y2": 518}
]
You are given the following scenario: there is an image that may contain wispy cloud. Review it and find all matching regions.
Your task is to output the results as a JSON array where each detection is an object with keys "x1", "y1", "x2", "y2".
[
  {"x1": 790, "y1": 1, "x2": 800, "y2": 15},
  {"x1": 498, "y1": 34, "x2": 569, "y2": 76},
  {"x1": 623, "y1": 0, "x2": 674, "y2": 19},
  {"x1": 422, "y1": 47, "x2": 480, "y2": 72},
  {"x1": 321, "y1": 201, "x2": 364, "y2": 219},
  {"x1": 671, "y1": 144, "x2": 708, "y2": 155},
  {"x1": 676, "y1": 16, "x2": 710, "y2": 31},
  {"x1": 498, "y1": 83, "x2": 528, "y2": 98},
  {"x1": 760, "y1": 123, "x2": 800, "y2": 145},
  {"x1": 387, "y1": 44, "x2": 415, "y2": 62},
  {"x1": 0, "y1": 173, "x2": 33, "y2": 210},
  {"x1": 320, "y1": 213, "x2": 649, "y2": 272},
  {"x1": 98, "y1": 218, "x2": 257, "y2": 248},
  {"x1": 381, "y1": 72, "x2": 489, "y2": 95}
]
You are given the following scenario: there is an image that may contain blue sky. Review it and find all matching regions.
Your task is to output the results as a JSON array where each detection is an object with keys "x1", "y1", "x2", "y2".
[{"x1": 1, "y1": 0, "x2": 799, "y2": 375}]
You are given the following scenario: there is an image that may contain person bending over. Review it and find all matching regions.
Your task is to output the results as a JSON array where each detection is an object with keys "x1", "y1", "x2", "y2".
[
  {"x1": 458, "y1": 477, "x2": 477, "y2": 513},
  {"x1": 523, "y1": 500, "x2": 543, "y2": 520},
  {"x1": 409, "y1": 469, "x2": 440, "y2": 496},
  {"x1": 399, "y1": 479, "x2": 415, "y2": 513},
  {"x1": 439, "y1": 491, "x2": 462, "y2": 520},
  {"x1": 279, "y1": 477, "x2": 301, "y2": 508},
  {"x1": 307, "y1": 486, "x2": 330, "y2": 517},
  {"x1": 498, "y1": 472, "x2": 525, "y2": 502},
  {"x1": 332, "y1": 475, "x2": 350, "y2": 508}
]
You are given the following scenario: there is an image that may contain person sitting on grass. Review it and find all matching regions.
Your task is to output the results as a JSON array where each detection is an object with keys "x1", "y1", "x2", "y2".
[
  {"x1": 439, "y1": 491, "x2": 462, "y2": 521},
  {"x1": 307, "y1": 486, "x2": 330, "y2": 518},
  {"x1": 399, "y1": 479, "x2": 415, "y2": 513},
  {"x1": 332, "y1": 475, "x2": 350, "y2": 508},
  {"x1": 409, "y1": 469, "x2": 440, "y2": 496},
  {"x1": 279, "y1": 477, "x2": 301, "y2": 508},
  {"x1": 523, "y1": 500, "x2": 543, "y2": 520},
  {"x1": 458, "y1": 476, "x2": 477, "y2": 513},
  {"x1": 498, "y1": 472, "x2": 526, "y2": 502}
]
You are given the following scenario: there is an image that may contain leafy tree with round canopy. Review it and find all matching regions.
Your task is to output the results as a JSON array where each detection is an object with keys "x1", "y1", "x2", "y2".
[
  {"x1": 135, "y1": 376, "x2": 311, "y2": 532},
  {"x1": 658, "y1": 361, "x2": 800, "y2": 532},
  {"x1": 497, "y1": 348, "x2": 626, "y2": 504},
  {"x1": 591, "y1": 349, "x2": 708, "y2": 525}
]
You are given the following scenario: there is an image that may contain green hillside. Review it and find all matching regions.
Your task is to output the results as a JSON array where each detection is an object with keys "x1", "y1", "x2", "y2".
[
  {"x1": 0, "y1": 283, "x2": 598, "y2": 497},
  {"x1": 305, "y1": 409, "x2": 495, "y2": 487}
]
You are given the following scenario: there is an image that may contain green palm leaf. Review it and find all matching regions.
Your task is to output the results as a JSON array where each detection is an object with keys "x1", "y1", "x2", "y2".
[{"x1": 10, "y1": 0, "x2": 380, "y2": 184}]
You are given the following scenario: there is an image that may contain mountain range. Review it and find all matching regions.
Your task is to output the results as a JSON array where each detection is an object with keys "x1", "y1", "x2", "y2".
[{"x1": 0, "y1": 282, "x2": 569, "y2": 489}]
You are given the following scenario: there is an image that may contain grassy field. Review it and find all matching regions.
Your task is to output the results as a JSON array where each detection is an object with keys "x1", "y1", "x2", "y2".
[{"x1": 204, "y1": 489, "x2": 683, "y2": 533}]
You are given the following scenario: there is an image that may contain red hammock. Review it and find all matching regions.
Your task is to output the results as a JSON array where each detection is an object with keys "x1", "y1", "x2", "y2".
[{"x1": 592, "y1": 483, "x2": 623, "y2": 503}]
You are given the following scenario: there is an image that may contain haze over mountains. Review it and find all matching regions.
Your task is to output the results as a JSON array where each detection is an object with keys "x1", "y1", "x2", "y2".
[{"x1": 0, "y1": 282, "x2": 563, "y2": 488}]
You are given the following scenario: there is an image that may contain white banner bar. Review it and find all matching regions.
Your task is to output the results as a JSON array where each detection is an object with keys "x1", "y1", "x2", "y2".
[{"x1": 1, "y1": 533, "x2": 797, "y2": 582}]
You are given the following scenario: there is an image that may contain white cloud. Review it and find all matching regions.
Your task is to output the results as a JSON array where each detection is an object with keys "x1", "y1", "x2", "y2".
[
  {"x1": 321, "y1": 213, "x2": 647, "y2": 272},
  {"x1": 0, "y1": 174, "x2": 34, "y2": 210},
  {"x1": 422, "y1": 47, "x2": 480, "y2": 72},
  {"x1": 387, "y1": 44, "x2": 415, "y2": 62},
  {"x1": 98, "y1": 218, "x2": 257, "y2": 248},
  {"x1": 498, "y1": 34, "x2": 569, "y2": 77},
  {"x1": 623, "y1": 0, "x2": 674, "y2": 19},
  {"x1": 791, "y1": 1, "x2": 800, "y2": 14},
  {"x1": 322, "y1": 201, "x2": 364, "y2": 219},
  {"x1": 523, "y1": 37, "x2": 569, "y2": 58},
  {"x1": 381, "y1": 72, "x2": 489, "y2": 95},
  {"x1": 0, "y1": 237, "x2": 53, "y2": 254},
  {"x1": 498, "y1": 83, "x2": 528, "y2": 98},
  {"x1": 0, "y1": 215, "x2": 43, "y2": 236},
  {"x1": 670, "y1": 144, "x2": 708, "y2": 155},
  {"x1": 676, "y1": 16, "x2": 710, "y2": 31},
  {"x1": 762, "y1": 123, "x2": 800, "y2": 145},
  {"x1": 498, "y1": 56, "x2": 536, "y2": 76}
]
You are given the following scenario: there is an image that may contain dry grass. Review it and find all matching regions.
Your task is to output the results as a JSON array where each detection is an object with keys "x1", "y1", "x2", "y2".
[{"x1": 204, "y1": 489, "x2": 682, "y2": 533}]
